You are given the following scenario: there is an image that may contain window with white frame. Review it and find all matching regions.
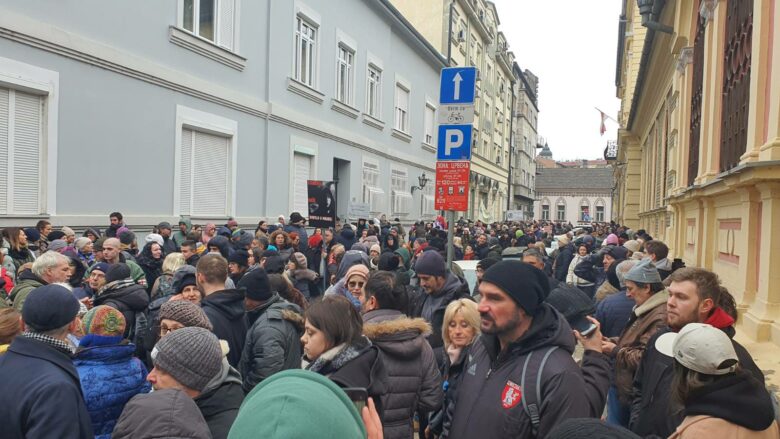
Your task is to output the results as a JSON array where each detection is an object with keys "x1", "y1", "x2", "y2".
[
  {"x1": 556, "y1": 201, "x2": 566, "y2": 221},
  {"x1": 595, "y1": 200, "x2": 605, "y2": 222},
  {"x1": 336, "y1": 45, "x2": 354, "y2": 105},
  {"x1": 423, "y1": 104, "x2": 435, "y2": 145},
  {"x1": 181, "y1": 0, "x2": 237, "y2": 50},
  {"x1": 294, "y1": 16, "x2": 317, "y2": 87},
  {"x1": 391, "y1": 168, "x2": 412, "y2": 216},
  {"x1": 541, "y1": 204, "x2": 550, "y2": 220},
  {"x1": 366, "y1": 65, "x2": 381, "y2": 118},
  {"x1": 394, "y1": 83, "x2": 410, "y2": 133},
  {"x1": 180, "y1": 127, "x2": 232, "y2": 217},
  {"x1": 362, "y1": 161, "x2": 385, "y2": 214},
  {"x1": 0, "y1": 86, "x2": 44, "y2": 215}
]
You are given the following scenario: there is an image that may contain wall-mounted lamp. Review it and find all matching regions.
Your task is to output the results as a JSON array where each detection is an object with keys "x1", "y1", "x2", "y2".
[{"x1": 637, "y1": 0, "x2": 674, "y2": 34}]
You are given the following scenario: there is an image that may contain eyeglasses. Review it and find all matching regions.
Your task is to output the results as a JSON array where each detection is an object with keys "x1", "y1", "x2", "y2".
[
  {"x1": 159, "y1": 325, "x2": 182, "y2": 336},
  {"x1": 348, "y1": 281, "x2": 365, "y2": 289}
]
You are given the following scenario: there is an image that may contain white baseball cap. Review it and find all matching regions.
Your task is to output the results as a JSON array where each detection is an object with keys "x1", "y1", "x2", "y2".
[{"x1": 655, "y1": 323, "x2": 738, "y2": 375}]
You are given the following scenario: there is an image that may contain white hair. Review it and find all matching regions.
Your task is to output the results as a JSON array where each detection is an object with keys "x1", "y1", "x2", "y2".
[{"x1": 31, "y1": 251, "x2": 69, "y2": 278}]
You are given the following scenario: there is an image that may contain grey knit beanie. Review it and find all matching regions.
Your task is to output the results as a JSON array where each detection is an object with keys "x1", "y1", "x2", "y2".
[
  {"x1": 159, "y1": 300, "x2": 213, "y2": 331},
  {"x1": 152, "y1": 327, "x2": 222, "y2": 392},
  {"x1": 623, "y1": 258, "x2": 662, "y2": 284}
]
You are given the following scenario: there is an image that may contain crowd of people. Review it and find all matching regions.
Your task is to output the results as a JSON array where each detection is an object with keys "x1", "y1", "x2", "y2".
[{"x1": 0, "y1": 211, "x2": 777, "y2": 438}]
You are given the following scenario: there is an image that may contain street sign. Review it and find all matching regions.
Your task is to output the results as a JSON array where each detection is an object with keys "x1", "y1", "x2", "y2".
[
  {"x1": 437, "y1": 124, "x2": 473, "y2": 161},
  {"x1": 439, "y1": 67, "x2": 477, "y2": 104},
  {"x1": 435, "y1": 161, "x2": 470, "y2": 211},
  {"x1": 438, "y1": 103, "x2": 475, "y2": 125}
]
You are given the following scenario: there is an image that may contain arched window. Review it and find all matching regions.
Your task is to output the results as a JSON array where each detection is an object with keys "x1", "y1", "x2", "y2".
[
  {"x1": 579, "y1": 198, "x2": 591, "y2": 221},
  {"x1": 555, "y1": 197, "x2": 566, "y2": 221},
  {"x1": 541, "y1": 197, "x2": 551, "y2": 220},
  {"x1": 594, "y1": 198, "x2": 606, "y2": 222}
]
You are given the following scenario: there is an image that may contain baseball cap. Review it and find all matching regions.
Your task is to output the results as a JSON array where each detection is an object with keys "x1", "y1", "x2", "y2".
[{"x1": 655, "y1": 323, "x2": 738, "y2": 375}]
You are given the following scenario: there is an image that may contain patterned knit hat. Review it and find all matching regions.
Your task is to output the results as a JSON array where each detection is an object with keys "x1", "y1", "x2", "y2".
[
  {"x1": 159, "y1": 299, "x2": 213, "y2": 331},
  {"x1": 152, "y1": 327, "x2": 222, "y2": 392},
  {"x1": 81, "y1": 305, "x2": 126, "y2": 336}
]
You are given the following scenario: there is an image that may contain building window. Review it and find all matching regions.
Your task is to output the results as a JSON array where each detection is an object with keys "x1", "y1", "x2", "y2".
[
  {"x1": 391, "y1": 168, "x2": 412, "y2": 216},
  {"x1": 366, "y1": 65, "x2": 381, "y2": 118},
  {"x1": 541, "y1": 204, "x2": 550, "y2": 220},
  {"x1": 294, "y1": 16, "x2": 317, "y2": 87},
  {"x1": 182, "y1": 0, "x2": 236, "y2": 49},
  {"x1": 335, "y1": 45, "x2": 354, "y2": 105},
  {"x1": 424, "y1": 104, "x2": 435, "y2": 145},
  {"x1": 394, "y1": 84, "x2": 410, "y2": 133},
  {"x1": 556, "y1": 203, "x2": 565, "y2": 221},
  {"x1": 180, "y1": 128, "x2": 232, "y2": 216},
  {"x1": 0, "y1": 87, "x2": 44, "y2": 215},
  {"x1": 363, "y1": 161, "x2": 385, "y2": 214},
  {"x1": 595, "y1": 205, "x2": 605, "y2": 222}
]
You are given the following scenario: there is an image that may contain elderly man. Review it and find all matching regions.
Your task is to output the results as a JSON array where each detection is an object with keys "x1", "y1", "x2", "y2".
[
  {"x1": 10, "y1": 251, "x2": 71, "y2": 311},
  {"x1": 0, "y1": 284, "x2": 94, "y2": 438}
]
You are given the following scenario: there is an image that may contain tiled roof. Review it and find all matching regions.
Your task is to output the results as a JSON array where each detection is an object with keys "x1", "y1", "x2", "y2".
[{"x1": 535, "y1": 167, "x2": 613, "y2": 191}]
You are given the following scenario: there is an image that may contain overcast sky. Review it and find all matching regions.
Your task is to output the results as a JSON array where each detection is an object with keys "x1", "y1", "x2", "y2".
[{"x1": 493, "y1": 0, "x2": 622, "y2": 161}]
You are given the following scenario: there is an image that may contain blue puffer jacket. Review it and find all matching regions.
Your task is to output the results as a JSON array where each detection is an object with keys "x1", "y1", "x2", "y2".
[{"x1": 73, "y1": 335, "x2": 151, "y2": 439}]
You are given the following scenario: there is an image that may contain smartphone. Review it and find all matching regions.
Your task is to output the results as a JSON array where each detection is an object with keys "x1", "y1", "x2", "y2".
[
  {"x1": 343, "y1": 387, "x2": 368, "y2": 413},
  {"x1": 572, "y1": 316, "x2": 597, "y2": 337}
]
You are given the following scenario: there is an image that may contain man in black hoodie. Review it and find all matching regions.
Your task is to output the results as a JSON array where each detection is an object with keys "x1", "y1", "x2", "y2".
[
  {"x1": 446, "y1": 261, "x2": 610, "y2": 439},
  {"x1": 196, "y1": 254, "x2": 247, "y2": 368},
  {"x1": 93, "y1": 263, "x2": 150, "y2": 340}
]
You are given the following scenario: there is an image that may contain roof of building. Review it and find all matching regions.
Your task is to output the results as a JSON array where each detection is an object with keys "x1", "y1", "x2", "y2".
[
  {"x1": 539, "y1": 143, "x2": 553, "y2": 158},
  {"x1": 535, "y1": 167, "x2": 613, "y2": 191}
]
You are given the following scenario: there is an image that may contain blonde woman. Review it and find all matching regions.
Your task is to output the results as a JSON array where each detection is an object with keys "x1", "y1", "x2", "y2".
[
  {"x1": 150, "y1": 252, "x2": 186, "y2": 300},
  {"x1": 429, "y1": 298, "x2": 480, "y2": 437}
]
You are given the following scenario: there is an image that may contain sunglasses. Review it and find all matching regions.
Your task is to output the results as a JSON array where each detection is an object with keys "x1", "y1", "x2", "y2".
[{"x1": 348, "y1": 281, "x2": 365, "y2": 289}]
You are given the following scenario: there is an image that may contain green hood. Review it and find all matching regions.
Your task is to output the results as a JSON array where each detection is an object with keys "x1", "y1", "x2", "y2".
[
  {"x1": 230, "y1": 369, "x2": 365, "y2": 439},
  {"x1": 178, "y1": 216, "x2": 192, "y2": 233},
  {"x1": 394, "y1": 247, "x2": 412, "y2": 269}
]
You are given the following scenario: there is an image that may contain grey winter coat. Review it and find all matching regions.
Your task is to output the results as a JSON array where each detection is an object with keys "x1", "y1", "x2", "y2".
[
  {"x1": 446, "y1": 304, "x2": 611, "y2": 439},
  {"x1": 409, "y1": 272, "x2": 472, "y2": 361},
  {"x1": 239, "y1": 294, "x2": 304, "y2": 393},
  {"x1": 113, "y1": 388, "x2": 211, "y2": 439},
  {"x1": 363, "y1": 309, "x2": 443, "y2": 439}
]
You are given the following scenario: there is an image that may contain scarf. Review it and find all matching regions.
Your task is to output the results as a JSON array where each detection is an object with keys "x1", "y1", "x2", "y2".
[{"x1": 305, "y1": 337, "x2": 371, "y2": 375}]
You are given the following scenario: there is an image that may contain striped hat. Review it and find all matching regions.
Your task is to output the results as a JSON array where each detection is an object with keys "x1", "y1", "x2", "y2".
[{"x1": 81, "y1": 305, "x2": 126, "y2": 337}]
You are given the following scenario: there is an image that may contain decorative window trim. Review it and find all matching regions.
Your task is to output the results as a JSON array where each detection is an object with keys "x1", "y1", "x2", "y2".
[
  {"x1": 0, "y1": 56, "x2": 59, "y2": 216},
  {"x1": 287, "y1": 77, "x2": 324, "y2": 104},
  {"x1": 330, "y1": 98, "x2": 359, "y2": 119},
  {"x1": 168, "y1": 26, "x2": 246, "y2": 71},
  {"x1": 362, "y1": 113, "x2": 385, "y2": 130},
  {"x1": 392, "y1": 128, "x2": 412, "y2": 143},
  {"x1": 173, "y1": 105, "x2": 237, "y2": 217},
  {"x1": 292, "y1": 4, "x2": 320, "y2": 90},
  {"x1": 335, "y1": 29, "x2": 357, "y2": 107}
]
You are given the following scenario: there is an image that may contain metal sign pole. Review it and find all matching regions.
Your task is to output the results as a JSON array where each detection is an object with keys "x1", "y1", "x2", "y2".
[{"x1": 446, "y1": 210, "x2": 455, "y2": 270}]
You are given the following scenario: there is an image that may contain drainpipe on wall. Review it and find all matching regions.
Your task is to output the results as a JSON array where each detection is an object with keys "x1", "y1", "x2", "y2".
[{"x1": 507, "y1": 81, "x2": 515, "y2": 214}]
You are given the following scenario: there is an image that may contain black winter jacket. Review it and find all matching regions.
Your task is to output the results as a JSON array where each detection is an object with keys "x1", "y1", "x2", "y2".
[
  {"x1": 363, "y1": 309, "x2": 443, "y2": 439},
  {"x1": 239, "y1": 294, "x2": 303, "y2": 393},
  {"x1": 446, "y1": 304, "x2": 611, "y2": 439},
  {"x1": 553, "y1": 243, "x2": 574, "y2": 282},
  {"x1": 94, "y1": 280, "x2": 150, "y2": 340},
  {"x1": 629, "y1": 325, "x2": 765, "y2": 437},
  {"x1": 194, "y1": 361, "x2": 244, "y2": 439},
  {"x1": 202, "y1": 289, "x2": 248, "y2": 368}
]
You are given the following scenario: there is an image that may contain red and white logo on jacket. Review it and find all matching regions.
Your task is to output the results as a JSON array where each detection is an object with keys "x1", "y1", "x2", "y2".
[{"x1": 501, "y1": 380, "x2": 522, "y2": 409}]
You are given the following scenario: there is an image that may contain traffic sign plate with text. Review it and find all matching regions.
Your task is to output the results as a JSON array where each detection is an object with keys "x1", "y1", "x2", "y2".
[{"x1": 435, "y1": 161, "x2": 470, "y2": 211}]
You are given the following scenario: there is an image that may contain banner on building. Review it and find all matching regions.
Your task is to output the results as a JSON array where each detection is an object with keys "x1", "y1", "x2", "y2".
[
  {"x1": 435, "y1": 161, "x2": 470, "y2": 211},
  {"x1": 307, "y1": 180, "x2": 336, "y2": 228},
  {"x1": 604, "y1": 140, "x2": 618, "y2": 160}
]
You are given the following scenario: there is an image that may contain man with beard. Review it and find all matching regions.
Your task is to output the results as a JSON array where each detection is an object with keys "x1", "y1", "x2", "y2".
[
  {"x1": 105, "y1": 212, "x2": 125, "y2": 238},
  {"x1": 628, "y1": 267, "x2": 765, "y2": 437},
  {"x1": 445, "y1": 260, "x2": 610, "y2": 439}
]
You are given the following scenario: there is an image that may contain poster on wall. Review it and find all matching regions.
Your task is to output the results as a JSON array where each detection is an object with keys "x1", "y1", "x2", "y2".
[{"x1": 307, "y1": 180, "x2": 336, "y2": 228}]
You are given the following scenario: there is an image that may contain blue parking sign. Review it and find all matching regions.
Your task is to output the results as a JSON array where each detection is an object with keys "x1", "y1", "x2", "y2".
[
  {"x1": 440, "y1": 67, "x2": 477, "y2": 104},
  {"x1": 437, "y1": 125, "x2": 473, "y2": 161}
]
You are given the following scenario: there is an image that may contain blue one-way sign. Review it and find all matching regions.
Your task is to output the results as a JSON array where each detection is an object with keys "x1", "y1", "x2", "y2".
[
  {"x1": 439, "y1": 67, "x2": 477, "y2": 104},
  {"x1": 437, "y1": 125, "x2": 473, "y2": 161}
]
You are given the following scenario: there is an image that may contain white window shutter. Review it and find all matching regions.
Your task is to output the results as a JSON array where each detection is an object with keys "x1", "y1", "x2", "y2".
[
  {"x1": 12, "y1": 91, "x2": 42, "y2": 215},
  {"x1": 0, "y1": 88, "x2": 8, "y2": 214},
  {"x1": 180, "y1": 128, "x2": 194, "y2": 215},
  {"x1": 192, "y1": 131, "x2": 229, "y2": 216},
  {"x1": 218, "y1": 0, "x2": 236, "y2": 50},
  {"x1": 293, "y1": 153, "x2": 311, "y2": 216}
]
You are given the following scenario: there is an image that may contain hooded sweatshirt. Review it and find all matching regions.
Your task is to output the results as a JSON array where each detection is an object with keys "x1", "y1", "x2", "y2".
[
  {"x1": 172, "y1": 216, "x2": 192, "y2": 247},
  {"x1": 113, "y1": 389, "x2": 211, "y2": 439},
  {"x1": 201, "y1": 288, "x2": 248, "y2": 368}
]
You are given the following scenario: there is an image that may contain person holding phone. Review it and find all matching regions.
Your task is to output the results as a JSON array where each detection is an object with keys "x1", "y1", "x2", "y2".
[
  {"x1": 301, "y1": 295, "x2": 387, "y2": 418},
  {"x1": 600, "y1": 259, "x2": 668, "y2": 424}
]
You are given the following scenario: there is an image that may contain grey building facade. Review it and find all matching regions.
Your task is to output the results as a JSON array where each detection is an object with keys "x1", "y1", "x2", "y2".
[{"x1": 0, "y1": 0, "x2": 445, "y2": 229}]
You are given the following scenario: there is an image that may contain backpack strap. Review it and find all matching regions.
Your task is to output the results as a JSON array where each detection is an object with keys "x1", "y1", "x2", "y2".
[{"x1": 521, "y1": 346, "x2": 559, "y2": 438}]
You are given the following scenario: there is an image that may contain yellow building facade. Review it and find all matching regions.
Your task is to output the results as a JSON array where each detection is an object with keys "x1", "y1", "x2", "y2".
[
  {"x1": 615, "y1": 0, "x2": 780, "y2": 346},
  {"x1": 390, "y1": 0, "x2": 514, "y2": 222}
]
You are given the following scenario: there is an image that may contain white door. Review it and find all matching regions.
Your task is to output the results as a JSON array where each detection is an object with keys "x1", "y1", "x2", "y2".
[{"x1": 293, "y1": 153, "x2": 312, "y2": 215}]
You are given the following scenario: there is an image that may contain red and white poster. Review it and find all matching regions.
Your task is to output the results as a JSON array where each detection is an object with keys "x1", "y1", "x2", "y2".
[{"x1": 435, "y1": 161, "x2": 470, "y2": 211}]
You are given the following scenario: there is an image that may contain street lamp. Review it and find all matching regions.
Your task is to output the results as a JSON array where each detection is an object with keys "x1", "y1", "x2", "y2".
[{"x1": 411, "y1": 172, "x2": 430, "y2": 217}]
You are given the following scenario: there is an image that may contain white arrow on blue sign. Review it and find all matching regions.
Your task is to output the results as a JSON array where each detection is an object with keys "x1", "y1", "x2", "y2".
[
  {"x1": 439, "y1": 67, "x2": 477, "y2": 104},
  {"x1": 437, "y1": 125, "x2": 473, "y2": 161}
]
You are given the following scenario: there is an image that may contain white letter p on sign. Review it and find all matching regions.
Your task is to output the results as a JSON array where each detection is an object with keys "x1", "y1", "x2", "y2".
[{"x1": 445, "y1": 129, "x2": 463, "y2": 156}]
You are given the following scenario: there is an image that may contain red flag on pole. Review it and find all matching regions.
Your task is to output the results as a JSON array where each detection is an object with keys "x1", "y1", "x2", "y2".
[{"x1": 599, "y1": 110, "x2": 607, "y2": 136}]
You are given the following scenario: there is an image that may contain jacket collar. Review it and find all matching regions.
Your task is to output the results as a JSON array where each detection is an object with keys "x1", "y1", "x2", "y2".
[
  {"x1": 634, "y1": 289, "x2": 669, "y2": 317},
  {"x1": 9, "y1": 335, "x2": 81, "y2": 385}
]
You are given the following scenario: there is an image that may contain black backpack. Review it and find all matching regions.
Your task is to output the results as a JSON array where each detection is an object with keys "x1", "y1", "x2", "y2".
[{"x1": 520, "y1": 346, "x2": 559, "y2": 438}]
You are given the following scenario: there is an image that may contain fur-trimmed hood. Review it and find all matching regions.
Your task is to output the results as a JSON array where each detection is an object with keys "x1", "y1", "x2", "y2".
[{"x1": 362, "y1": 309, "x2": 432, "y2": 360}]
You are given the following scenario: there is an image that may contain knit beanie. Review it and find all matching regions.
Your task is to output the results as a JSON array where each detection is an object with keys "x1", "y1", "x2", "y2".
[
  {"x1": 606, "y1": 246, "x2": 629, "y2": 261},
  {"x1": 547, "y1": 418, "x2": 641, "y2": 439},
  {"x1": 22, "y1": 284, "x2": 80, "y2": 331},
  {"x1": 264, "y1": 255, "x2": 285, "y2": 274},
  {"x1": 228, "y1": 249, "x2": 249, "y2": 267},
  {"x1": 159, "y1": 300, "x2": 213, "y2": 330},
  {"x1": 605, "y1": 234, "x2": 619, "y2": 245},
  {"x1": 81, "y1": 305, "x2": 126, "y2": 336},
  {"x1": 231, "y1": 369, "x2": 365, "y2": 439},
  {"x1": 74, "y1": 237, "x2": 92, "y2": 251},
  {"x1": 152, "y1": 327, "x2": 222, "y2": 392},
  {"x1": 145, "y1": 233, "x2": 164, "y2": 247},
  {"x1": 61, "y1": 226, "x2": 76, "y2": 238},
  {"x1": 105, "y1": 263, "x2": 132, "y2": 283},
  {"x1": 115, "y1": 227, "x2": 130, "y2": 239},
  {"x1": 623, "y1": 240, "x2": 641, "y2": 253},
  {"x1": 344, "y1": 264, "x2": 369, "y2": 284},
  {"x1": 369, "y1": 244, "x2": 381, "y2": 255},
  {"x1": 23, "y1": 227, "x2": 40, "y2": 243},
  {"x1": 624, "y1": 258, "x2": 662, "y2": 284},
  {"x1": 292, "y1": 252, "x2": 307, "y2": 269},
  {"x1": 47, "y1": 239, "x2": 68, "y2": 253},
  {"x1": 477, "y1": 257, "x2": 500, "y2": 271},
  {"x1": 172, "y1": 265, "x2": 198, "y2": 294},
  {"x1": 239, "y1": 268, "x2": 273, "y2": 301},
  {"x1": 414, "y1": 250, "x2": 446, "y2": 278},
  {"x1": 482, "y1": 260, "x2": 550, "y2": 316},
  {"x1": 91, "y1": 262, "x2": 110, "y2": 275},
  {"x1": 47, "y1": 230, "x2": 66, "y2": 242}
]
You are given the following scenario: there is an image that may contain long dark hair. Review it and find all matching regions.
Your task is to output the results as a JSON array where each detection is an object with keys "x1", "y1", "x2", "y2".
[
  {"x1": 671, "y1": 361, "x2": 740, "y2": 408},
  {"x1": 305, "y1": 295, "x2": 363, "y2": 349}
]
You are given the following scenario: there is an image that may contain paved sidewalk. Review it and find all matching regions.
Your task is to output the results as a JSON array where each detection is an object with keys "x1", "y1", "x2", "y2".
[{"x1": 734, "y1": 330, "x2": 780, "y2": 398}]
